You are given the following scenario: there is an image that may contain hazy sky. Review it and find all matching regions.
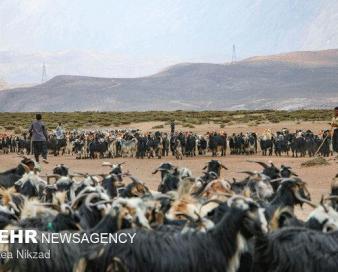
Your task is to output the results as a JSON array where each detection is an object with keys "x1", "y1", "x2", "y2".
[{"x1": 1, "y1": 0, "x2": 337, "y2": 83}]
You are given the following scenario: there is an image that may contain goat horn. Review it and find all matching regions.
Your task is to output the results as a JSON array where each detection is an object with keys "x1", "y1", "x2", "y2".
[
  {"x1": 71, "y1": 192, "x2": 91, "y2": 209},
  {"x1": 303, "y1": 184, "x2": 311, "y2": 199},
  {"x1": 320, "y1": 195, "x2": 329, "y2": 213},
  {"x1": 238, "y1": 171, "x2": 256, "y2": 176},
  {"x1": 213, "y1": 192, "x2": 233, "y2": 198},
  {"x1": 294, "y1": 191, "x2": 317, "y2": 208},
  {"x1": 85, "y1": 193, "x2": 101, "y2": 211},
  {"x1": 194, "y1": 211, "x2": 202, "y2": 223},
  {"x1": 62, "y1": 204, "x2": 73, "y2": 214},
  {"x1": 324, "y1": 195, "x2": 338, "y2": 201},
  {"x1": 71, "y1": 172, "x2": 88, "y2": 177},
  {"x1": 246, "y1": 160, "x2": 269, "y2": 169},
  {"x1": 174, "y1": 213, "x2": 196, "y2": 223},
  {"x1": 201, "y1": 199, "x2": 225, "y2": 207},
  {"x1": 90, "y1": 200, "x2": 113, "y2": 207},
  {"x1": 8, "y1": 201, "x2": 20, "y2": 214},
  {"x1": 47, "y1": 174, "x2": 61, "y2": 178},
  {"x1": 32, "y1": 203, "x2": 61, "y2": 211},
  {"x1": 270, "y1": 178, "x2": 284, "y2": 183}
]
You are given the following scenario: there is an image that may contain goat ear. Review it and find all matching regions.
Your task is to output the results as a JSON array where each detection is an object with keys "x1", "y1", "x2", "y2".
[
  {"x1": 202, "y1": 166, "x2": 207, "y2": 170},
  {"x1": 155, "y1": 211, "x2": 165, "y2": 225},
  {"x1": 243, "y1": 187, "x2": 251, "y2": 198},
  {"x1": 221, "y1": 164, "x2": 228, "y2": 170}
]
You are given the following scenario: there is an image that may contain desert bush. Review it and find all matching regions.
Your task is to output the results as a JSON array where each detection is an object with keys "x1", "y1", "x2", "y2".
[
  {"x1": 4, "y1": 125, "x2": 15, "y2": 130},
  {"x1": 14, "y1": 127, "x2": 23, "y2": 134},
  {"x1": 152, "y1": 124, "x2": 164, "y2": 129},
  {"x1": 0, "y1": 110, "x2": 331, "y2": 130},
  {"x1": 182, "y1": 123, "x2": 195, "y2": 129}
]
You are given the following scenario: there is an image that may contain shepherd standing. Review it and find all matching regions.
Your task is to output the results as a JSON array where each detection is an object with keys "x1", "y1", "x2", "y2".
[
  {"x1": 331, "y1": 107, "x2": 338, "y2": 156},
  {"x1": 29, "y1": 113, "x2": 48, "y2": 163}
]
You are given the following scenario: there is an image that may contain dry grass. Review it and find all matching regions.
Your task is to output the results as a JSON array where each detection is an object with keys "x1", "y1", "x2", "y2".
[
  {"x1": 301, "y1": 157, "x2": 329, "y2": 167},
  {"x1": 0, "y1": 109, "x2": 332, "y2": 132}
]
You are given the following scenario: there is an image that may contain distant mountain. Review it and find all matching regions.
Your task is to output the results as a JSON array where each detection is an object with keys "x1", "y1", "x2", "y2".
[
  {"x1": 0, "y1": 49, "x2": 337, "y2": 112},
  {"x1": 243, "y1": 49, "x2": 338, "y2": 67}
]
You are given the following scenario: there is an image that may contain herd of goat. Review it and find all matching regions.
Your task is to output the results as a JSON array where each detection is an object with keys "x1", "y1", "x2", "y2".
[
  {"x1": 0, "y1": 127, "x2": 333, "y2": 159},
  {"x1": 0, "y1": 156, "x2": 337, "y2": 271}
]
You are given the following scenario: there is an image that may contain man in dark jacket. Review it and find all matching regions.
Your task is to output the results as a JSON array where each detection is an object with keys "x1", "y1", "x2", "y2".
[
  {"x1": 331, "y1": 107, "x2": 338, "y2": 156},
  {"x1": 170, "y1": 120, "x2": 175, "y2": 134},
  {"x1": 29, "y1": 113, "x2": 48, "y2": 163}
]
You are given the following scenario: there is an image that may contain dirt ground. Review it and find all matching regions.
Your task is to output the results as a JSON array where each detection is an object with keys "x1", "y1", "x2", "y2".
[
  {"x1": 1, "y1": 152, "x2": 337, "y2": 219},
  {"x1": 109, "y1": 120, "x2": 331, "y2": 135}
]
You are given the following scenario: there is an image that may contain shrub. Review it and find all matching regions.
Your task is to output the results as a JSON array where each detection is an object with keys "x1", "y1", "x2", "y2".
[
  {"x1": 182, "y1": 123, "x2": 195, "y2": 129},
  {"x1": 4, "y1": 125, "x2": 15, "y2": 130},
  {"x1": 14, "y1": 127, "x2": 23, "y2": 134},
  {"x1": 152, "y1": 125, "x2": 164, "y2": 129}
]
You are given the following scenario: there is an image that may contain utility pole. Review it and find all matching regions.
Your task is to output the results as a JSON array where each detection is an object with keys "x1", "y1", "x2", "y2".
[
  {"x1": 41, "y1": 62, "x2": 47, "y2": 83},
  {"x1": 231, "y1": 44, "x2": 237, "y2": 64}
]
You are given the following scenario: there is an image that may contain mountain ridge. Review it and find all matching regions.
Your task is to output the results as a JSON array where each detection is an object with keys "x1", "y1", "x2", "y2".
[{"x1": 0, "y1": 49, "x2": 337, "y2": 112}]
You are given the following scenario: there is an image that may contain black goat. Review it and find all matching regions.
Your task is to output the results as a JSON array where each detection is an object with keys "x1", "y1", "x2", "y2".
[
  {"x1": 1, "y1": 205, "x2": 132, "y2": 272},
  {"x1": 264, "y1": 178, "x2": 313, "y2": 222},
  {"x1": 0, "y1": 159, "x2": 33, "y2": 188},
  {"x1": 81, "y1": 196, "x2": 267, "y2": 272},
  {"x1": 53, "y1": 164, "x2": 69, "y2": 176},
  {"x1": 203, "y1": 160, "x2": 228, "y2": 177},
  {"x1": 248, "y1": 160, "x2": 280, "y2": 179},
  {"x1": 252, "y1": 227, "x2": 338, "y2": 272},
  {"x1": 157, "y1": 169, "x2": 180, "y2": 194},
  {"x1": 152, "y1": 162, "x2": 175, "y2": 181},
  {"x1": 280, "y1": 165, "x2": 297, "y2": 178},
  {"x1": 102, "y1": 174, "x2": 122, "y2": 198},
  {"x1": 119, "y1": 177, "x2": 150, "y2": 198}
]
